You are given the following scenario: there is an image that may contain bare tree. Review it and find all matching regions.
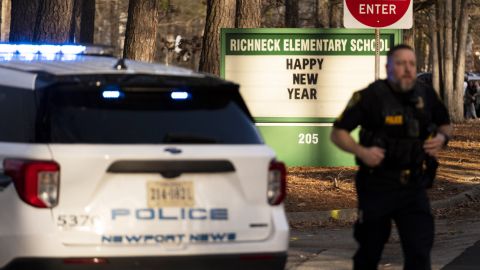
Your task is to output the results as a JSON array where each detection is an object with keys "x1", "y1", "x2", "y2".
[
  {"x1": 284, "y1": 0, "x2": 298, "y2": 27},
  {"x1": 33, "y1": 0, "x2": 75, "y2": 43},
  {"x1": 70, "y1": 0, "x2": 95, "y2": 44},
  {"x1": 435, "y1": 0, "x2": 445, "y2": 96},
  {"x1": 109, "y1": 0, "x2": 119, "y2": 54},
  {"x1": 453, "y1": 0, "x2": 461, "y2": 56},
  {"x1": 443, "y1": 0, "x2": 454, "y2": 110},
  {"x1": 315, "y1": 0, "x2": 329, "y2": 28},
  {"x1": 452, "y1": 0, "x2": 470, "y2": 122},
  {"x1": 404, "y1": 27, "x2": 415, "y2": 48},
  {"x1": 123, "y1": 0, "x2": 163, "y2": 62},
  {"x1": 199, "y1": 0, "x2": 236, "y2": 75},
  {"x1": 430, "y1": 0, "x2": 471, "y2": 122},
  {"x1": 236, "y1": 0, "x2": 261, "y2": 28},
  {"x1": 329, "y1": 0, "x2": 342, "y2": 28},
  {"x1": 1, "y1": 0, "x2": 10, "y2": 41},
  {"x1": 9, "y1": 0, "x2": 39, "y2": 42},
  {"x1": 0, "y1": 0, "x2": 2, "y2": 38},
  {"x1": 430, "y1": 8, "x2": 440, "y2": 94},
  {"x1": 261, "y1": 0, "x2": 283, "y2": 28}
]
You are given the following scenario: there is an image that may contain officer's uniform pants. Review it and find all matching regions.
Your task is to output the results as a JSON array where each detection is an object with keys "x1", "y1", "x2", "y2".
[{"x1": 353, "y1": 185, "x2": 434, "y2": 270}]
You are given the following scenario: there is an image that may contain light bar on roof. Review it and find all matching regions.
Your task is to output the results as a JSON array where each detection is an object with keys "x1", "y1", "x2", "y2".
[{"x1": 0, "y1": 44, "x2": 86, "y2": 55}]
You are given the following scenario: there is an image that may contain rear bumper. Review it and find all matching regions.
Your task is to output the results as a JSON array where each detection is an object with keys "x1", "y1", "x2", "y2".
[{"x1": 1, "y1": 252, "x2": 287, "y2": 270}]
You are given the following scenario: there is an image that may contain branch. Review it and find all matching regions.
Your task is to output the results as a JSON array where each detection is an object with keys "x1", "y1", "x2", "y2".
[{"x1": 414, "y1": 0, "x2": 435, "y2": 12}]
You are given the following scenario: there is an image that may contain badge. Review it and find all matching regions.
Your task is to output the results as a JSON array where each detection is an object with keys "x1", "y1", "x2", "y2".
[{"x1": 385, "y1": 115, "x2": 403, "y2": 125}]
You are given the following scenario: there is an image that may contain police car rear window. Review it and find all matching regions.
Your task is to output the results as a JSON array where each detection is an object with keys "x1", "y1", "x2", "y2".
[{"x1": 36, "y1": 86, "x2": 263, "y2": 144}]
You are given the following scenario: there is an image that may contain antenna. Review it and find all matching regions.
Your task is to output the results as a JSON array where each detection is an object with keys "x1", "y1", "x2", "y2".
[{"x1": 113, "y1": 58, "x2": 128, "y2": 70}]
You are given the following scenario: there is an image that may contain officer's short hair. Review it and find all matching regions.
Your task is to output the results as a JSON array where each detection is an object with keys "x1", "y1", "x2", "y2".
[{"x1": 387, "y1": 44, "x2": 414, "y2": 61}]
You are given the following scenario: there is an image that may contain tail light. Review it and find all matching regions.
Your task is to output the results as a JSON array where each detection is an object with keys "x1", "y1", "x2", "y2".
[
  {"x1": 3, "y1": 159, "x2": 60, "y2": 208},
  {"x1": 268, "y1": 160, "x2": 287, "y2": 205}
]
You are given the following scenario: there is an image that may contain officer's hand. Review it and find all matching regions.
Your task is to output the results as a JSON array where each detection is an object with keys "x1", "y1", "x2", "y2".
[
  {"x1": 357, "y1": 146, "x2": 385, "y2": 167},
  {"x1": 423, "y1": 133, "x2": 446, "y2": 157}
]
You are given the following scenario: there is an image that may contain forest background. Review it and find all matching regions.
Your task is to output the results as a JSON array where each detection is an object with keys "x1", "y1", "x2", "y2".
[{"x1": 0, "y1": 0, "x2": 479, "y2": 122}]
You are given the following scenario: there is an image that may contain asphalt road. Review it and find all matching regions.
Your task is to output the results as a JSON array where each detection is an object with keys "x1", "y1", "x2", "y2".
[
  {"x1": 442, "y1": 240, "x2": 480, "y2": 270},
  {"x1": 286, "y1": 209, "x2": 480, "y2": 270}
]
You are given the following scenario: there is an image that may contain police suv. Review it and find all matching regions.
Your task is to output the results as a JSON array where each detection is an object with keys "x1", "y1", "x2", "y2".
[{"x1": 0, "y1": 45, "x2": 288, "y2": 270}]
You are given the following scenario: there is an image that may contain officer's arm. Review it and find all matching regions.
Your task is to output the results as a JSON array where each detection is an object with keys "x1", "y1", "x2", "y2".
[
  {"x1": 438, "y1": 124, "x2": 452, "y2": 139},
  {"x1": 424, "y1": 124, "x2": 452, "y2": 157},
  {"x1": 330, "y1": 127, "x2": 385, "y2": 167},
  {"x1": 330, "y1": 128, "x2": 362, "y2": 155}
]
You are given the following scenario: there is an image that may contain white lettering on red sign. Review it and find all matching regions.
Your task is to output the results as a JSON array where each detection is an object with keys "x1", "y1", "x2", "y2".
[{"x1": 359, "y1": 4, "x2": 396, "y2": 15}]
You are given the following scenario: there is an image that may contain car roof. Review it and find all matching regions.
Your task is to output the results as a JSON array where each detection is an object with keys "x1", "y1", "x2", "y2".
[
  {"x1": 467, "y1": 73, "x2": 480, "y2": 81},
  {"x1": 0, "y1": 55, "x2": 201, "y2": 77},
  {"x1": 0, "y1": 45, "x2": 230, "y2": 90},
  {"x1": 0, "y1": 55, "x2": 212, "y2": 90}
]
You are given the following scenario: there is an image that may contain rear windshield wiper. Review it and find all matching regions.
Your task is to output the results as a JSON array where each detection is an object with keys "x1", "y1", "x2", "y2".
[{"x1": 163, "y1": 133, "x2": 219, "y2": 144}]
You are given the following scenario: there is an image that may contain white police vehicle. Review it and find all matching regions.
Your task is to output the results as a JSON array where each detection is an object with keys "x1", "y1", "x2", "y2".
[{"x1": 0, "y1": 44, "x2": 289, "y2": 270}]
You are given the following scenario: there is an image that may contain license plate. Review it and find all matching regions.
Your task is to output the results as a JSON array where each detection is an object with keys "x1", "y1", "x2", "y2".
[{"x1": 147, "y1": 181, "x2": 195, "y2": 207}]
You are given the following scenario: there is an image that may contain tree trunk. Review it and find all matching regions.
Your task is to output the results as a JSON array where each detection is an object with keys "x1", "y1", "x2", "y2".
[
  {"x1": 315, "y1": 0, "x2": 329, "y2": 28},
  {"x1": 33, "y1": 0, "x2": 75, "y2": 43},
  {"x1": 0, "y1": 0, "x2": 3, "y2": 39},
  {"x1": 443, "y1": 0, "x2": 454, "y2": 117},
  {"x1": 1, "y1": 0, "x2": 10, "y2": 41},
  {"x1": 403, "y1": 28, "x2": 415, "y2": 48},
  {"x1": 416, "y1": 30, "x2": 427, "y2": 72},
  {"x1": 452, "y1": 0, "x2": 470, "y2": 122},
  {"x1": 198, "y1": 0, "x2": 236, "y2": 75},
  {"x1": 110, "y1": 0, "x2": 120, "y2": 56},
  {"x1": 123, "y1": 0, "x2": 163, "y2": 62},
  {"x1": 9, "y1": 0, "x2": 39, "y2": 42},
  {"x1": 236, "y1": 0, "x2": 261, "y2": 28},
  {"x1": 329, "y1": 0, "x2": 342, "y2": 28},
  {"x1": 70, "y1": 0, "x2": 95, "y2": 43},
  {"x1": 431, "y1": 8, "x2": 440, "y2": 95},
  {"x1": 465, "y1": 30, "x2": 473, "y2": 72},
  {"x1": 79, "y1": 0, "x2": 95, "y2": 43},
  {"x1": 436, "y1": 0, "x2": 445, "y2": 97},
  {"x1": 284, "y1": 0, "x2": 298, "y2": 27},
  {"x1": 453, "y1": 0, "x2": 461, "y2": 58}
]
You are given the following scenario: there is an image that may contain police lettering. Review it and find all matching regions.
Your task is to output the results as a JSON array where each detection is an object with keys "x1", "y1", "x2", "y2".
[{"x1": 111, "y1": 208, "x2": 228, "y2": 221}]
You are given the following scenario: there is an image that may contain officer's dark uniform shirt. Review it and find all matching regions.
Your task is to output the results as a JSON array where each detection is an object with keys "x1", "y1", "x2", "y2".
[{"x1": 334, "y1": 79, "x2": 450, "y2": 190}]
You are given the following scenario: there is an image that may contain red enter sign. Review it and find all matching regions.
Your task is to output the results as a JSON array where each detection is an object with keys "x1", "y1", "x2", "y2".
[{"x1": 345, "y1": 0, "x2": 411, "y2": 28}]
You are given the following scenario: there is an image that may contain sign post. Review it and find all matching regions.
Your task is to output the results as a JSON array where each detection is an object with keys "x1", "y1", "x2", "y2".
[
  {"x1": 375, "y1": 29, "x2": 380, "y2": 80},
  {"x1": 343, "y1": 0, "x2": 413, "y2": 79}
]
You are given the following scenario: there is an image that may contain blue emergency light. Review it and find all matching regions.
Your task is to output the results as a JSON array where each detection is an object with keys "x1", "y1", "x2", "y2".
[
  {"x1": 0, "y1": 44, "x2": 86, "y2": 56},
  {"x1": 102, "y1": 90, "x2": 122, "y2": 99},
  {"x1": 171, "y1": 91, "x2": 190, "y2": 100}
]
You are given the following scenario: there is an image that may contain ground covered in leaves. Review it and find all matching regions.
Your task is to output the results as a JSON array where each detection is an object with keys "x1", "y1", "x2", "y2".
[{"x1": 285, "y1": 121, "x2": 480, "y2": 213}]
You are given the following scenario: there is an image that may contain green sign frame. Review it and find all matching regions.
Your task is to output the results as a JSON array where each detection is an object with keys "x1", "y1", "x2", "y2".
[{"x1": 220, "y1": 28, "x2": 402, "y2": 166}]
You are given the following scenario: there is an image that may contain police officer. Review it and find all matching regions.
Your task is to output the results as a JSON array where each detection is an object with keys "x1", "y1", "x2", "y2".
[{"x1": 330, "y1": 44, "x2": 452, "y2": 270}]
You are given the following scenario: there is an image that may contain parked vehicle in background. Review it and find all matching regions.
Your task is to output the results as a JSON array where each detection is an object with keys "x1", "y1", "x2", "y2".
[
  {"x1": 0, "y1": 44, "x2": 289, "y2": 270},
  {"x1": 466, "y1": 72, "x2": 480, "y2": 116},
  {"x1": 417, "y1": 72, "x2": 432, "y2": 88}
]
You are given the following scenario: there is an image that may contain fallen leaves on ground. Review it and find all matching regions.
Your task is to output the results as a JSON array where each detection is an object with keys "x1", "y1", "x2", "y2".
[{"x1": 285, "y1": 121, "x2": 480, "y2": 213}]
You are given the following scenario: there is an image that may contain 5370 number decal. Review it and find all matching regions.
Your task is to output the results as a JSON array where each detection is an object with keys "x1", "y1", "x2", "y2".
[{"x1": 57, "y1": 215, "x2": 99, "y2": 228}]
